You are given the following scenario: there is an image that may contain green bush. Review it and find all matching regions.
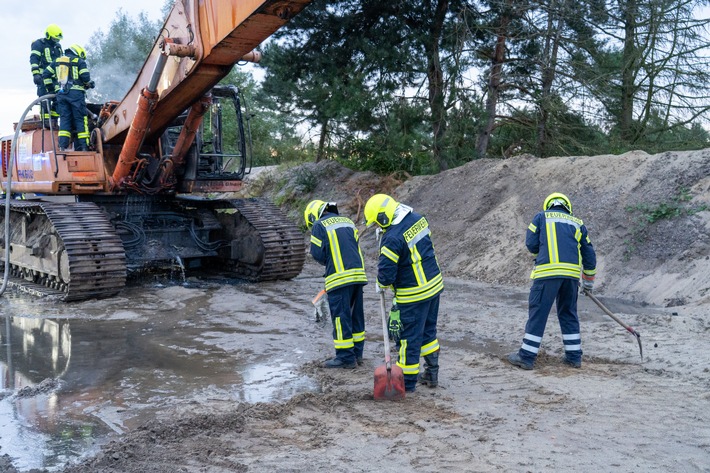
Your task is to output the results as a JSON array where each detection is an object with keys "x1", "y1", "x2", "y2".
[{"x1": 623, "y1": 187, "x2": 707, "y2": 259}]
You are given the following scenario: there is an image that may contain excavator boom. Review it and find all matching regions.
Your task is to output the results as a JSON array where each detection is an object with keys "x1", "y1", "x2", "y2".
[{"x1": 101, "y1": 0, "x2": 310, "y2": 145}]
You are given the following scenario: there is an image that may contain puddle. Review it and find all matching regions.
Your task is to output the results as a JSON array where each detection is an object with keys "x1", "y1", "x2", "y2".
[{"x1": 0, "y1": 296, "x2": 319, "y2": 471}]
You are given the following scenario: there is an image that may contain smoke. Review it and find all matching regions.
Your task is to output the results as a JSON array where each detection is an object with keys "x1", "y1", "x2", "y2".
[
  {"x1": 86, "y1": 46, "x2": 145, "y2": 103},
  {"x1": 85, "y1": 58, "x2": 141, "y2": 105},
  {"x1": 84, "y1": 8, "x2": 164, "y2": 106}
]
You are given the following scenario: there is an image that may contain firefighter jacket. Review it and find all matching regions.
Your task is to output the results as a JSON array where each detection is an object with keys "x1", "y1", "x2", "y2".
[
  {"x1": 526, "y1": 207, "x2": 596, "y2": 280},
  {"x1": 30, "y1": 38, "x2": 62, "y2": 83},
  {"x1": 377, "y1": 210, "x2": 444, "y2": 305},
  {"x1": 309, "y1": 212, "x2": 368, "y2": 292},
  {"x1": 43, "y1": 53, "x2": 91, "y2": 93}
]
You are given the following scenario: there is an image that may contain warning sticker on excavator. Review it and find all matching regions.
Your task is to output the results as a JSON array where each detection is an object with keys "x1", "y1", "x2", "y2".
[{"x1": 33, "y1": 152, "x2": 49, "y2": 172}]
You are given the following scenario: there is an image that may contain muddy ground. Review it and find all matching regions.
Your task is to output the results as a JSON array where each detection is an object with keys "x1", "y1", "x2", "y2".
[{"x1": 2, "y1": 150, "x2": 710, "y2": 472}]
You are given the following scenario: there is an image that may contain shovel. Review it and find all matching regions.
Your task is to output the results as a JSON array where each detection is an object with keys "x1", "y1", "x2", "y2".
[{"x1": 374, "y1": 290, "x2": 406, "y2": 400}]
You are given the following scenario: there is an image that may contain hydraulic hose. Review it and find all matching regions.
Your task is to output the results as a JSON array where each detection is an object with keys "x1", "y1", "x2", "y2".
[{"x1": 1, "y1": 94, "x2": 55, "y2": 298}]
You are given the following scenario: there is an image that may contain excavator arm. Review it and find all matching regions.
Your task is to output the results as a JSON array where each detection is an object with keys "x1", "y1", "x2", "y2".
[{"x1": 100, "y1": 0, "x2": 309, "y2": 146}]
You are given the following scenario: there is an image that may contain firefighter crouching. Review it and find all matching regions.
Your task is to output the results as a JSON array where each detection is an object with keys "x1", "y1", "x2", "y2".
[
  {"x1": 364, "y1": 194, "x2": 444, "y2": 393},
  {"x1": 43, "y1": 44, "x2": 95, "y2": 151},
  {"x1": 305, "y1": 200, "x2": 368, "y2": 369}
]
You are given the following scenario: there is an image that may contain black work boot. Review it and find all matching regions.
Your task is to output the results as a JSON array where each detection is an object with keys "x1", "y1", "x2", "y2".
[
  {"x1": 507, "y1": 352, "x2": 534, "y2": 370},
  {"x1": 418, "y1": 352, "x2": 439, "y2": 388},
  {"x1": 323, "y1": 357, "x2": 357, "y2": 369}
]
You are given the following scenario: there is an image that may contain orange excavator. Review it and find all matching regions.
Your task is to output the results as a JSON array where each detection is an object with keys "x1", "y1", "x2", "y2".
[{"x1": 0, "y1": 0, "x2": 311, "y2": 301}]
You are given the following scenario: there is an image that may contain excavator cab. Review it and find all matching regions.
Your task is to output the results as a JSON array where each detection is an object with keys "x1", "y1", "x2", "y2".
[{"x1": 161, "y1": 85, "x2": 253, "y2": 191}]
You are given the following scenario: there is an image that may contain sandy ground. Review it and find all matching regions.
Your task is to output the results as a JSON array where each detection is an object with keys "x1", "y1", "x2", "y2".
[
  {"x1": 46, "y1": 258, "x2": 708, "y2": 473},
  {"x1": 3, "y1": 150, "x2": 710, "y2": 472}
]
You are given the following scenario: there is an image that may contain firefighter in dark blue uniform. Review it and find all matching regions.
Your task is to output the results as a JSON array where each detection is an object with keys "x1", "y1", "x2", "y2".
[
  {"x1": 305, "y1": 200, "x2": 368, "y2": 369},
  {"x1": 365, "y1": 194, "x2": 444, "y2": 393},
  {"x1": 30, "y1": 24, "x2": 63, "y2": 123},
  {"x1": 508, "y1": 192, "x2": 597, "y2": 370},
  {"x1": 44, "y1": 44, "x2": 95, "y2": 151}
]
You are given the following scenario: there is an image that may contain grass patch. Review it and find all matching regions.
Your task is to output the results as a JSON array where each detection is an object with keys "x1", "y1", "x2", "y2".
[{"x1": 623, "y1": 187, "x2": 707, "y2": 259}]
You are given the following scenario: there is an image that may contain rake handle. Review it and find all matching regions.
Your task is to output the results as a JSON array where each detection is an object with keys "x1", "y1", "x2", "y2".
[{"x1": 584, "y1": 289, "x2": 643, "y2": 360}]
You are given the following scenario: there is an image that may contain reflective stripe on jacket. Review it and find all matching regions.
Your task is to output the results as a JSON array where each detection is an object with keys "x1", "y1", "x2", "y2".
[
  {"x1": 310, "y1": 212, "x2": 367, "y2": 291},
  {"x1": 377, "y1": 211, "x2": 443, "y2": 304},
  {"x1": 30, "y1": 38, "x2": 62, "y2": 77},
  {"x1": 526, "y1": 208, "x2": 596, "y2": 280}
]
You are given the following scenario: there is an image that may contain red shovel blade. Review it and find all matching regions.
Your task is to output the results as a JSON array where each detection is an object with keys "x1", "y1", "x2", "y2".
[{"x1": 374, "y1": 364, "x2": 406, "y2": 401}]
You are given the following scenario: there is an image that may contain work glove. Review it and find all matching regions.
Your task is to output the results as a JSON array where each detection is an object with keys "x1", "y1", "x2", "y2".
[
  {"x1": 375, "y1": 283, "x2": 383, "y2": 294},
  {"x1": 311, "y1": 289, "x2": 329, "y2": 323},
  {"x1": 581, "y1": 274, "x2": 595, "y2": 293},
  {"x1": 387, "y1": 304, "x2": 402, "y2": 342},
  {"x1": 85, "y1": 80, "x2": 95, "y2": 89},
  {"x1": 33, "y1": 75, "x2": 43, "y2": 86}
]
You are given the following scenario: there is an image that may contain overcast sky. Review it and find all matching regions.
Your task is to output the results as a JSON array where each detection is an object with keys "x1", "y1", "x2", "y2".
[{"x1": 0, "y1": 2, "x2": 164, "y2": 136}]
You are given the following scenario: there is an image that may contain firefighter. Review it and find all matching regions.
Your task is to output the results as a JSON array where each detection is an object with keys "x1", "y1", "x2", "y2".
[
  {"x1": 364, "y1": 194, "x2": 444, "y2": 393},
  {"x1": 30, "y1": 24, "x2": 63, "y2": 124},
  {"x1": 508, "y1": 192, "x2": 597, "y2": 370},
  {"x1": 44, "y1": 44, "x2": 95, "y2": 151},
  {"x1": 305, "y1": 200, "x2": 368, "y2": 369}
]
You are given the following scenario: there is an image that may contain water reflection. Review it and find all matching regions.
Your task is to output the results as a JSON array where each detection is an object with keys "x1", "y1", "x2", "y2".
[
  {"x1": 238, "y1": 361, "x2": 318, "y2": 403},
  {"x1": 0, "y1": 313, "x2": 318, "y2": 471},
  {"x1": 0, "y1": 316, "x2": 95, "y2": 471},
  {"x1": 1, "y1": 317, "x2": 72, "y2": 389}
]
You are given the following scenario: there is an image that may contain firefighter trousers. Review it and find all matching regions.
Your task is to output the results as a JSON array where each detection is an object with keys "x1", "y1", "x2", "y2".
[
  {"x1": 518, "y1": 278, "x2": 582, "y2": 363},
  {"x1": 36, "y1": 84, "x2": 58, "y2": 121},
  {"x1": 327, "y1": 284, "x2": 365, "y2": 364},
  {"x1": 57, "y1": 89, "x2": 89, "y2": 151},
  {"x1": 396, "y1": 294, "x2": 440, "y2": 391}
]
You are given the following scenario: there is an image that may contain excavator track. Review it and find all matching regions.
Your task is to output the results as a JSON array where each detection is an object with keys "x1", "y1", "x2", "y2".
[
  {"x1": 216, "y1": 198, "x2": 305, "y2": 281},
  {"x1": 0, "y1": 200, "x2": 127, "y2": 301}
]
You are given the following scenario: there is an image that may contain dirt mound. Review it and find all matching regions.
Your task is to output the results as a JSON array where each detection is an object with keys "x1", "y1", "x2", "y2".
[
  {"x1": 249, "y1": 160, "x2": 405, "y2": 226},
  {"x1": 394, "y1": 150, "x2": 710, "y2": 307},
  {"x1": 263, "y1": 150, "x2": 710, "y2": 307}
]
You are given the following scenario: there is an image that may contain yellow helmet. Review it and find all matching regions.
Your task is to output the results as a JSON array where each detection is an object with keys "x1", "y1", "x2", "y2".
[
  {"x1": 69, "y1": 44, "x2": 86, "y2": 60},
  {"x1": 45, "y1": 24, "x2": 63, "y2": 42},
  {"x1": 543, "y1": 192, "x2": 572, "y2": 214},
  {"x1": 304, "y1": 200, "x2": 327, "y2": 229},
  {"x1": 364, "y1": 194, "x2": 398, "y2": 228}
]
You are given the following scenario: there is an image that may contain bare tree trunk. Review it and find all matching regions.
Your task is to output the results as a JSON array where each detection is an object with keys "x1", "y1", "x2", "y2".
[
  {"x1": 536, "y1": 0, "x2": 564, "y2": 158},
  {"x1": 476, "y1": 4, "x2": 511, "y2": 159},
  {"x1": 316, "y1": 119, "x2": 328, "y2": 163},
  {"x1": 621, "y1": 0, "x2": 638, "y2": 142},
  {"x1": 426, "y1": 0, "x2": 450, "y2": 171}
]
